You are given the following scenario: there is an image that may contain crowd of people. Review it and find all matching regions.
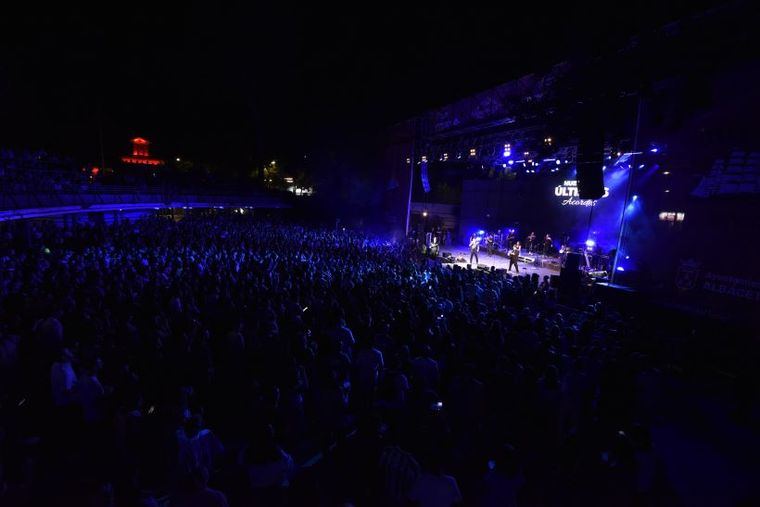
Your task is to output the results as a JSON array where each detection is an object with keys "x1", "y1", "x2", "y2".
[{"x1": 0, "y1": 213, "x2": 737, "y2": 506}]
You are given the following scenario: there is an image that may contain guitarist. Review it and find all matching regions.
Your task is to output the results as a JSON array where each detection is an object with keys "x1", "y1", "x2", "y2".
[{"x1": 469, "y1": 234, "x2": 481, "y2": 266}]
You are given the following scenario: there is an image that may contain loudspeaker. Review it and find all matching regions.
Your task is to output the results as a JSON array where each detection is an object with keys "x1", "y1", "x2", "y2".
[
  {"x1": 559, "y1": 253, "x2": 582, "y2": 296},
  {"x1": 563, "y1": 252, "x2": 582, "y2": 271},
  {"x1": 576, "y1": 105, "x2": 605, "y2": 199}
]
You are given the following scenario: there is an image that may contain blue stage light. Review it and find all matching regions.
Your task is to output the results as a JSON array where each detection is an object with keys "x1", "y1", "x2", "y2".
[
  {"x1": 508, "y1": 160, "x2": 514, "y2": 165},
  {"x1": 585, "y1": 239, "x2": 596, "y2": 249},
  {"x1": 616, "y1": 266, "x2": 625, "y2": 271},
  {"x1": 632, "y1": 195, "x2": 638, "y2": 201},
  {"x1": 478, "y1": 230, "x2": 485, "y2": 235},
  {"x1": 650, "y1": 148, "x2": 659, "y2": 153}
]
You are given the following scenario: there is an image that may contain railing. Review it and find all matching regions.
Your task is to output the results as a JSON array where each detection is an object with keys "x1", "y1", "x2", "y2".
[{"x1": 0, "y1": 181, "x2": 289, "y2": 221}]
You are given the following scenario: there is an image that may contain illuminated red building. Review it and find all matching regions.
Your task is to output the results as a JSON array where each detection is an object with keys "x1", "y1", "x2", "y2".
[{"x1": 121, "y1": 137, "x2": 165, "y2": 166}]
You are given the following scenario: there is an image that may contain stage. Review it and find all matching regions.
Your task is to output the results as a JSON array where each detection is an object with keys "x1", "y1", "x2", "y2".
[{"x1": 439, "y1": 246, "x2": 561, "y2": 278}]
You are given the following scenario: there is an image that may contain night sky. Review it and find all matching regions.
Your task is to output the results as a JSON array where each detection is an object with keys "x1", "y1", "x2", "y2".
[{"x1": 0, "y1": 2, "x2": 722, "y2": 171}]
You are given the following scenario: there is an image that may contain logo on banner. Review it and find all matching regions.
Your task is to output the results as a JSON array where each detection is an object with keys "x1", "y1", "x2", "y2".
[{"x1": 554, "y1": 180, "x2": 609, "y2": 206}]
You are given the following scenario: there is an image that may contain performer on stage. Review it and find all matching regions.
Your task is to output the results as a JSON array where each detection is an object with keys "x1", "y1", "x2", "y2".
[
  {"x1": 486, "y1": 233, "x2": 495, "y2": 256},
  {"x1": 469, "y1": 233, "x2": 481, "y2": 266},
  {"x1": 508, "y1": 241, "x2": 521, "y2": 273},
  {"x1": 507, "y1": 229, "x2": 516, "y2": 249},
  {"x1": 543, "y1": 234, "x2": 553, "y2": 255},
  {"x1": 526, "y1": 232, "x2": 536, "y2": 253},
  {"x1": 429, "y1": 235, "x2": 439, "y2": 257}
]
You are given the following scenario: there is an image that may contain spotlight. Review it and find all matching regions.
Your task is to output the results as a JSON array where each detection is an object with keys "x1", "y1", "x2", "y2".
[
  {"x1": 663, "y1": 171, "x2": 670, "y2": 175},
  {"x1": 650, "y1": 148, "x2": 659, "y2": 153},
  {"x1": 556, "y1": 160, "x2": 561, "y2": 165},
  {"x1": 585, "y1": 239, "x2": 596, "y2": 249},
  {"x1": 632, "y1": 195, "x2": 638, "y2": 201},
  {"x1": 508, "y1": 160, "x2": 514, "y2": 165},
  {"x1": 616, "y1": 266, "x2": 625, "y2": 272},
  {"x1": 478, "y1": 230, "x2": 485, "y2": 235}
]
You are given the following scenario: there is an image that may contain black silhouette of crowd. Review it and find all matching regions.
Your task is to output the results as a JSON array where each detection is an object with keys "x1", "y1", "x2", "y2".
[{"x1": 0, "y1": 213, "x2": 716, "y2": 506}]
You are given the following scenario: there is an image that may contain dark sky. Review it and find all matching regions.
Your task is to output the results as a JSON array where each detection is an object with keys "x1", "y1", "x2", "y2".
[{"x1": 0, "y1": 2, "x2": 723, "y2": 170}]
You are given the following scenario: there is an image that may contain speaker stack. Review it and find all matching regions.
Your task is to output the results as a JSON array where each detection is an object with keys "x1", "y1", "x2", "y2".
[
  {"x1": 559, "y1": 252, "x2": 583, "y2": 297},
  {"x1": 576, "y1": 102, "x2": 605, "y2": 200}
]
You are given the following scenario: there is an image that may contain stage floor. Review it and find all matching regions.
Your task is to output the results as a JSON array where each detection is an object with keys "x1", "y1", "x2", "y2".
[{"x1": 440, "y1": 246, "x2": 561, "y2": 278}]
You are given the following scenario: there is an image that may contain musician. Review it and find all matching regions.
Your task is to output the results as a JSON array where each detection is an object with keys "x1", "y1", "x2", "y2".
[
  {"x1": 526, "y1": 232, "x2": 536, "y2": 253},
  {"x1": 486, "y1": 233, "x2": 495, "y2": 256},
  {"x1": 429, "y1": 235, "x2": 439, "y2": 257},
  {"x1": 507, "y1": 230, "x2": 516, "y2": 249},
  {"x1": 543, "y1": 234, "x2": 553, "y2": 255},
  {"x1": 508, "y1": 241, "x2": 521, "y2": 273},
  {"x1": 469, "y1": 233, "x2": 481, "y2": 266}
]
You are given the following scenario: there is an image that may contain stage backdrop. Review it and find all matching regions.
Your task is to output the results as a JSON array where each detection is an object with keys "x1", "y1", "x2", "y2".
[{"x1": 459, "y1": 165, "x2": 629, "y2": 250}]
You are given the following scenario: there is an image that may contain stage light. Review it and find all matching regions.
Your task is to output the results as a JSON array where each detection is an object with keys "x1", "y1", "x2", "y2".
[
  {"x1": 502, "y1": 163, "x2": 507, "y2": 168},
  {"x1": 421, "y1": 155, "x2": 428, "y2": 162},
  {"x1": 271, "y1": 160, "x2": 276, "y2": 165},
  {"x1": 625, "y1": 255, "x2": 630, "y2": 259},
  {"x1": 632, "y1": 195, "x2": 638, "y2": 201},
  {"x1": 469, "y1": 148, "x2": 476, "y2": 157},
  {"x1": 665, "y1": 189, "x2": 670, "y2": 193},
  {"x1": 650, "y1": 148, "x2": 658, "y2": 153},
  {"x1": 602, "y1": 165, "x2": 606, "y2": 171},
  {"x1": 508, "y1": 160, "x2": 514, "y2": 165},
  {"x1": 406, "y1": 158, "x2": 411, "y2": 164},
  {"x1": 616, "y1": 266, "x2": 625, "y2": 272},
  {"x1": 585, "y1": 239, "x2": 596, "y2": 248},
  {"x1": 663, "y1": 171, "x2": 670, "y2": 175},
  {"x1": 556, "y1": 160, "x2": 561, "y2": 165},
  {"x1": 176, "y1": 157, "x2": 181, "y2": 162},
  {"x1": 422, "y1": 211, "x2": 428, "y2": 217},
  {"x1": 478, "y1": 230, "x2": 485, "y2": 235},
  {"x1": 443, "y1": 153, "x2": 448, "y2": 161},
  {"x1": 638, "y1": 164, "x2": 645, "y2": 169}
]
